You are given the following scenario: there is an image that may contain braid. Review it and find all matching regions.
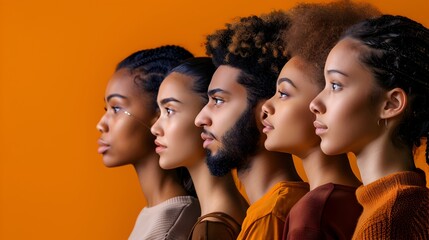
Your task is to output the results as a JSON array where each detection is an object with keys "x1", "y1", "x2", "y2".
[
  {"x1": 343, "y1": 15, "x2": 429, "y2": 156},
  {"x1": 115, "y1": 45, "x2": 197, "y2": 196},
  {"x1": 116, "y1": 45, "x2": 193, "y2": 110}
]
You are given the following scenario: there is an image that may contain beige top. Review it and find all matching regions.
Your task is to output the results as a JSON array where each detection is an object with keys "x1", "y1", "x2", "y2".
[{"x1": 129, "y1": 196, "x2": 200, "y2": 240}]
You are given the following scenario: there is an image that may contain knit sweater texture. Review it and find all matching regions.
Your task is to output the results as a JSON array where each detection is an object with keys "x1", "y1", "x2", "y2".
[{"x1": 353, "y1": 169, "x2": 429, "y2": 239}]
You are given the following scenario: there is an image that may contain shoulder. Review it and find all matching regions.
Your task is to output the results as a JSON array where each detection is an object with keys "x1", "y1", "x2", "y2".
[{"x1": 189, "y1": 213, "x2": 240, "y2": 240}]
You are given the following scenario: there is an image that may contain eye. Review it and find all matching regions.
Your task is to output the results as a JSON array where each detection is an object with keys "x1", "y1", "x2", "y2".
[
  {"x1": 278, "y1": 90, "x2": 289, "y2": 99},
  {"x1": 112, "y1": 106, "x2": 121, "y2": 113},
  {"x1": 165, "y1": 107, "x2": 174, "y2": 116},
  {"x1": 212, "y1": 97, "x2": 224, "y2": 105},
  {"x1": 331, "y1": 82, "x2": 342, "y2": 91}
]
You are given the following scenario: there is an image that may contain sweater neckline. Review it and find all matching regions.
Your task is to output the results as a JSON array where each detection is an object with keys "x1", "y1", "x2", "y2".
[
  {"x1": 143, "y1": 195, "x2": 197, "y2": 212},
  {"x1": 356, "y1": 169, "x2": 426, "y2": 206}
]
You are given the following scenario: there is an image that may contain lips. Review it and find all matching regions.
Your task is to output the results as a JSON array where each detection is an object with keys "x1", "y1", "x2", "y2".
[
  {"x1": 154, "y1": 140, "x2": 167, "y2": 153},
  {"x1": 200, "y1": 130, "x2": 216, "y2": 149},
  {"x1": 313, "y1": 120, "x2": 328, "y2": 135},
  {"x1": 97, "y1": 139, "x2": 110, "y2": 154},
  {"x1": 262, "y1": 119, "x2": 274, "y2": 134}
]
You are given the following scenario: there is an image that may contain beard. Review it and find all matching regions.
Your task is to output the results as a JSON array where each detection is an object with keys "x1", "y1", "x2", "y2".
[{"x1": 206, "y1": 105, "x2": 260, "y2": 176}]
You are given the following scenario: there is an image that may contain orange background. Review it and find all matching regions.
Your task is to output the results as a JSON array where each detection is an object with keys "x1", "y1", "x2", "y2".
[{"x1": 1, "y1": 0, "x2": 428, "y2": 239}]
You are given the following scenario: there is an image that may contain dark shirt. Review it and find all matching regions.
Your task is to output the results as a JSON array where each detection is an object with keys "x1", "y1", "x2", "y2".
[
  {"x1": 283, "y1": 183, "x2": 362, "y2": 240},
  {"x1": 188, "y1": 212, "x2": 241, "y2": 240}
]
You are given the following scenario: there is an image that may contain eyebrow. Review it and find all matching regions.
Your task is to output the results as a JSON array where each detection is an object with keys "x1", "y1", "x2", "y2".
[
  {"x1": 160, "y1": 97, "x2": 182, "y2": 105},
  {"x1": 277, "y1": 77, "x2": 297, "y2": 88},
  {"x1": 208, "y1": 88, "x2": 230, "y2": 97},
  {"x1": 326, "y1": 69, "x2": 349, "y2": 77},
  {"x1": 107, "y1": 93, "x2": 127, "y2": 102}
]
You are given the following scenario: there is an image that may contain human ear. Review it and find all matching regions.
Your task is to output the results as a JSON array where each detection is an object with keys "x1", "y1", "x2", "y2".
[{"x1": 380, "y1": 87, "x2": 408, "y2": 120}]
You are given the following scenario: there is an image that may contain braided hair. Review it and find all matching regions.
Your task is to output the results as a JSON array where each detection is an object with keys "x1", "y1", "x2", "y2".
[
  {"x1": 116, "y1": 45, "x2": 197, "y2": 197},
  {"x1": 116, "y1": 45, "x2": 193, "y2": 110},
  {"x1": 343, "y1": 15, "x2": 429, "y2": 164}
]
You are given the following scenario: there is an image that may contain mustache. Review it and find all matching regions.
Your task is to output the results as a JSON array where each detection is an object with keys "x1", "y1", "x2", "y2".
[{"x1": 202, "y1": 129, "x2": 217, "y2": 140}]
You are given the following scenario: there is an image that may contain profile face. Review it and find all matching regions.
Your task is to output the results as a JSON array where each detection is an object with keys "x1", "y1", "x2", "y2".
[
  {"x1": 151, "y1": 73, "x2": 206, "y2": 169},
  {"x1": 262, "y1": 57, "x2": 321, "y2": 156},
  {"x1": 195, "y1": 65, "x2": 262, "y2": 176},
  {"x1": 96, "y1": 68, "x2": 155, "y2": 167},
  {"x1": 310, "y1": 38, "x2": 382, "y2": 155},
  {"x1": 194, "y1": 65, "x2": 248, "y2": 156}
]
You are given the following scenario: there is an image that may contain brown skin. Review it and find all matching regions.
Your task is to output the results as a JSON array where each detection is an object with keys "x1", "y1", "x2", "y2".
[
  {"x1": 262, "y1": 56, "x2": 361, "y2": 190},
  {"x1": 195, "y1": 65, "x2": 303, "y2": 204},
  {"x1": 310, "y1": 39, "x2": 414, "y2": 186},
  {"x1": 151, "y1": 73, "x2": 248, "y2": 222},
  {"x1": 97, "y1": 68, "x2": 188, "y2": 207}
]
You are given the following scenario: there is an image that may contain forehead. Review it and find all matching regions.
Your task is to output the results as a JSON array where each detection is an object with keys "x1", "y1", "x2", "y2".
[
  {"x1": 325, "y1": 38, "x2": 363, "y2": 72},
  {"x1": 280, "y1": 57, "x2": 313, "y2": 80},
  {"x1": 158, "y1": 72, "x2": 195, "y2": 100},
  {"x1": 209, "y1": 65, "x2": 247, "y2": 96},
  {"x1": 105, "y1": 68, "x2": 145, "y2": 100}
]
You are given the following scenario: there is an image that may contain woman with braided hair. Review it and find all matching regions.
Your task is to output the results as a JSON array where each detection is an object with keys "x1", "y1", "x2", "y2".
[
  {"x1": 310, "y1": 15, "x2": 429, "y2": 239},
  {"x1": 96, "y1": 46, "x2": 200, "y2": 240}
]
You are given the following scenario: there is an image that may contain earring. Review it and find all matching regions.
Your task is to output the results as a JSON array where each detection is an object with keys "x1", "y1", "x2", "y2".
[{"x1": 377, "y1": 118, "x2": 388, "y2": 128}]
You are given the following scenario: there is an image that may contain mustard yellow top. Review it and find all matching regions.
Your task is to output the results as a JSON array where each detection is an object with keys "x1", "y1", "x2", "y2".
[{"x1": 237, "y1": 181, "x2": 309, "y2": 240}]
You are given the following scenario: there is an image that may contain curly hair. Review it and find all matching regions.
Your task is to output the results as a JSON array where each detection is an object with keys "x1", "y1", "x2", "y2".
[
  {"x1": 116, "y1": 45, "x2": 194, "y2": 110},
  {"x1": 285, "y1": 0, "x2": 380, "y2": 87},
  {"x1": 205, "y1": 11, "x2": 291, "y2": 106},
  {"x1": 342, "y1": 15, "x2": 429, "y2": 164}
]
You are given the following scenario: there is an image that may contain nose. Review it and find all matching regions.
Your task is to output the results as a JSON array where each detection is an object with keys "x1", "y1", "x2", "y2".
[
  {"x1": 195, "y1": 106, "x2": 211, "y2": 127},
  {"x1": 309, "y1": 92, "x2": 325, "y2": 114},
  {"x1": 96, "y1": 114, "x2": 108, "y2": 133},
  {"x1": 261, "y1": 97, "x2": 274, "y2": 119},
  {"x1": 150, "y1": 118, "x2": 163, "y2": 136}
]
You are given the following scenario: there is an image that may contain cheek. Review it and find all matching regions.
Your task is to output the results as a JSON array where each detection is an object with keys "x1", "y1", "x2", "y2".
[
  {"x1": 163, "y1": 118, "x2": 205, "y2": 166},
  {"x1": 323, "y1": 96, "x2": 377, "y2": 154}
]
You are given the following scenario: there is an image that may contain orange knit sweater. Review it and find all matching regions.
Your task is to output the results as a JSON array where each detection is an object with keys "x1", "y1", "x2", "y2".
[{"x1": 353, "y1": 169, "x2": 429, "y2": 239}]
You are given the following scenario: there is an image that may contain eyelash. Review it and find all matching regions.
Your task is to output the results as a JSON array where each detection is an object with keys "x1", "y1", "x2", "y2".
[
  {"x1": 330, "y1": 82, "x2": 343, "y2": 91},
  {"x1": 104, "y1": 106, "x2": 121, "y2": 113},
  {"x1": 278, "y1": 90, "x2": 289, "y2": 98},
  {"x1": 212, "y1": 97, "x2": 224, "y2": 105},
  {"x1": 165, "y1": 107, "x2": 174, "y2": 115}
]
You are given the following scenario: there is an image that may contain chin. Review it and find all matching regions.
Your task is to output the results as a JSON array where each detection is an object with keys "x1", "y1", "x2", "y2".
[
  {"x1": 102, "y1": 156, "x2": 132, "y2": 168},
  {"x1": 320, "y1": 141, "x2": 341, "y2": 156}
]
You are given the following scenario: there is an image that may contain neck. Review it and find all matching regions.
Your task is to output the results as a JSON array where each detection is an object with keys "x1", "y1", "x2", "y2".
[
  {"x1": 133, "y1": 152, "x2": 187, "y2": 207},
  {"x1": 356, "y1": 134, "x2": 414, "y2": 186},
  {"x1": 188, "y1": 159, "x2": 248, "y2": 223},
  {"x1": 238, "y1": 149, "x2": 302, "y2": 204},
  {"x1": 299, "y1": 146, "x2": 361, "y2": 190}
]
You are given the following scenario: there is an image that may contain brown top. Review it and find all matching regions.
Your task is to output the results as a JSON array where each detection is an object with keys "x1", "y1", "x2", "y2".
[
  {"x1": 284, "y1": 183, "x2": 362, "y2": 240},
  {"x1": 188, "y1": 212, "x2": 241, "y2": 240}
]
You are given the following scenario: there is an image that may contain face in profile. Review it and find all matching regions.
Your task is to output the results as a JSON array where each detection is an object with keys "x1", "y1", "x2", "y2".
[
  {"x1": 151, "y1": 73, "x2": 206, "y2": 169},
  {"x1": 310, "y1": 38, "x2": 382, "y2": 155},
  {"x1": 195, "y1": 65, "x2": 260, "y2": 176},
  {"x1": 96, "y1": 68, "x2": 156, "y2": 167},
  {"x1": 262, "y1": 57, "x2": 322, "y2": 156}
]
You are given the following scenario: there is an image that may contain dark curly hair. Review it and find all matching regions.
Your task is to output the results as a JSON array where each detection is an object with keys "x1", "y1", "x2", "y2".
[
  {"x1": 342, "y1": 15, "x2": 429, "y2": 164},
  {"x1": 116, "y1": 45, "x2": 197, "y2": 197},
  {"x1": 205, "y1": 11, "x2": 291, "y2": 106},
  {"x1": 285, "y1": 0, "x2": 380, "y2": 87},
  {"x1": 116, "y1": 45, "x2": 194, "y2": 110}
]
